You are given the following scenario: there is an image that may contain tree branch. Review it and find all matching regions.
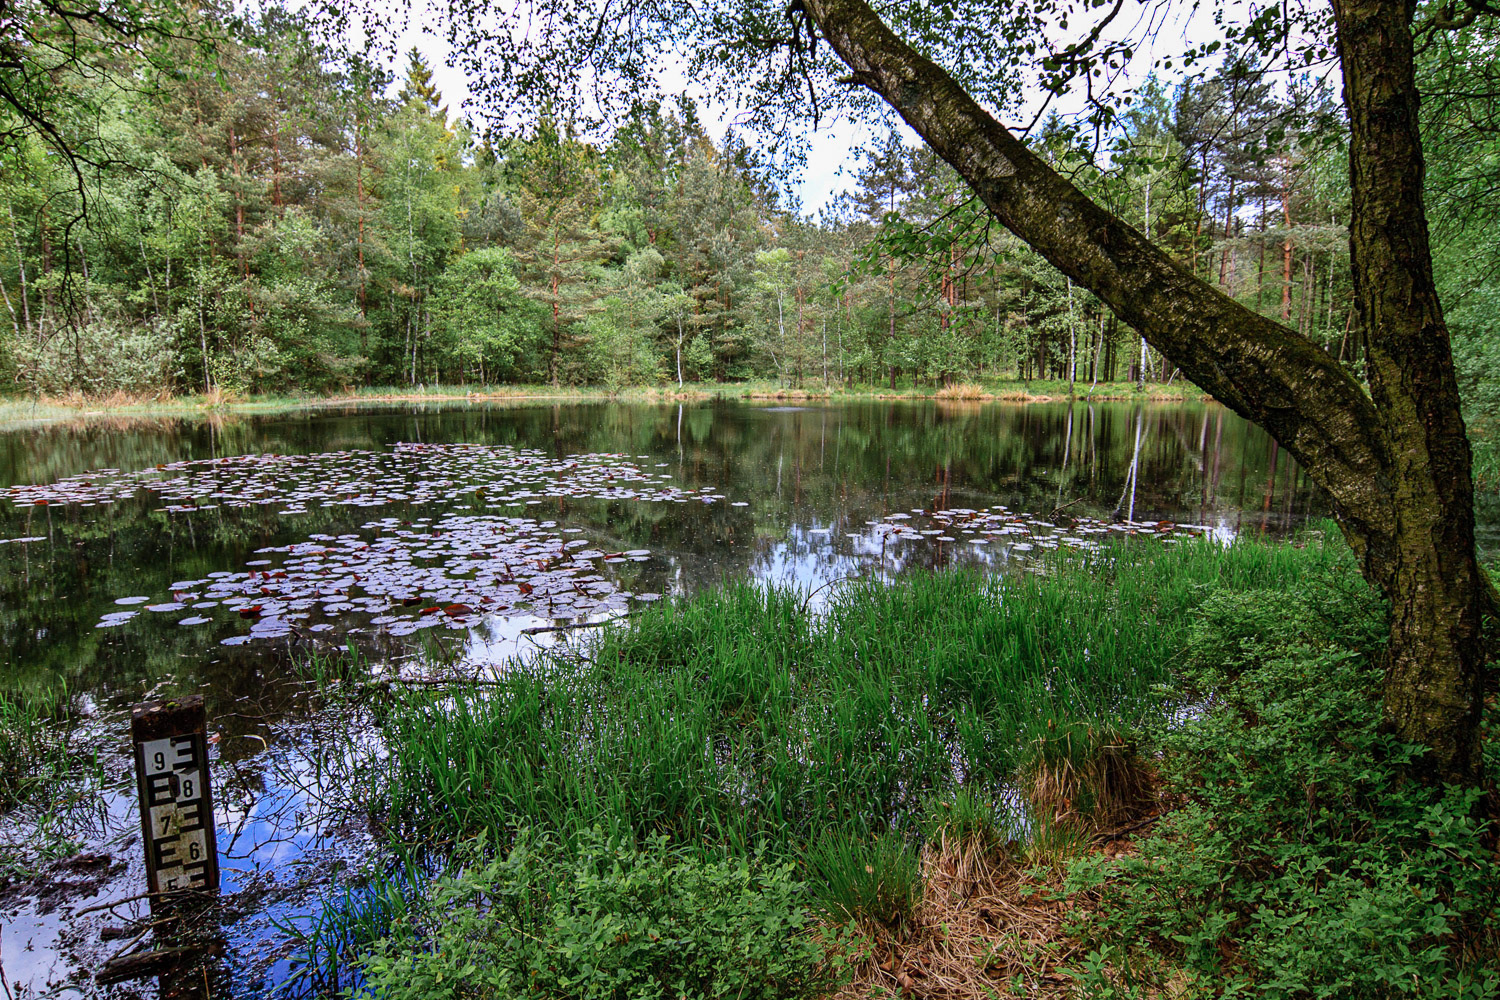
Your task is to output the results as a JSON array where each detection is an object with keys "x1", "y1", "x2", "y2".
[{"x1": 803, "y1": 0, "x2": 1392, "y2": 535}]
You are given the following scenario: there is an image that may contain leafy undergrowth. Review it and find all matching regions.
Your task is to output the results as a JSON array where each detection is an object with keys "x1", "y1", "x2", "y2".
[
  {"x1": 357, "y1": 831, "x2": 848, "y2": 1000},
  {"x1": 1063, "y1": 565, "x2": 1500, "y2": 998}
]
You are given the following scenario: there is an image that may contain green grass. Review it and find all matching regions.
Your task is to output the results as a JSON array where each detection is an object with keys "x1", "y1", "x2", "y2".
[
  {"x1": 278, "y1": 865, "x2": 419, "y2": 999},
  {"x1": 0, "y1": 686, "x2": 107, "y2": 875},
  {"x1": 293, "y1": 528, "x2": 1500, "y2": 997},
  {"x1": 0, "y1": 686, "x2": 97, "y2": 813},
  {"x1": 804, "y1": 830, "x2": 924, "y2": 931},
  {"x1": 300, "y1": 528, "x2": 1500, "y2": 999},
  {"x1": 363, "y1": 532, "x2": 1356, "y2": 862}
]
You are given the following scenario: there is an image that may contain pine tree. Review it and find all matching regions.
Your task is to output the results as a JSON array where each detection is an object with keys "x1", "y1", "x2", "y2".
[{"x1": 397, "y1": 48, "x2": 449, "y2": 124}]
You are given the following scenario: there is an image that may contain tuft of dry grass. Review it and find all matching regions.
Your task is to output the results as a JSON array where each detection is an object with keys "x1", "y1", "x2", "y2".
[
  {"x1": 835, "y1": 839, "x2": 1079, "y2": 1000},
  {"x1": 934, "y1": 383, "x2": 992, "y2": 401},
  {"x1": 202, "y1": 385, "x2": 242, "y2": 408},
  {"x1": 834, "y1": 810, "x2": 1167, "y2": 1000},
  {"x1": 45, "y1": 388, "x2": 173, "y2": 409},
  {"x1": 746, "y1": 388, "x2": 832, "y2": 400},
  {"x1": 1023, "y1": 729, "x2": 1157, "y2": 831}
]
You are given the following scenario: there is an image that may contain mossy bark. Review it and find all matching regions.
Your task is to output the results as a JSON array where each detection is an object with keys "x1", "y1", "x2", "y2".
[{"x1": 804, "y1": 0, "x2": 1486, "y2": 781}]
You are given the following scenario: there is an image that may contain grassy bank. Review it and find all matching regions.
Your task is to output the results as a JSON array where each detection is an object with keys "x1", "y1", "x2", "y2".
[
  {"x1": 284, "y1": 531, "x2": 1497, "y2": 999},
  {"x1": 0, "y1": 379, "x2": 1209, "y2": 428},
  {"x1": 365, "y1": 539, "x2": 1323, "y2": 856}
]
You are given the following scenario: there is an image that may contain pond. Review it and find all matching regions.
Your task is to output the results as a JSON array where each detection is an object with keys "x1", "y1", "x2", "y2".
[{"x1": 0, "y1": 398, "x2": 1324, "y2": 996}]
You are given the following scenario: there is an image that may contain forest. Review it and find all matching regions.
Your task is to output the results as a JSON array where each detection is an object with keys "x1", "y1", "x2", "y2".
[{"x1": 4, "y1": 8, "x2": 1496, "y2": 408}]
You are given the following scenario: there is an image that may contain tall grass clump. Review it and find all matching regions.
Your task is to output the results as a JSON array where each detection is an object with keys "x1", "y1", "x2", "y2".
[
  {"x1": 0, "y1": 687, "x2": 107, "y2": 876},
  {"x1": 368, "y1": 532, "x2": 1359, "y2": 862},
  {"x1": 278, "y1": 865, "x2": 420, "y2": 999},
  {"x1": 805, "y1": 831, "x2": 924, "y2": 932},
  {"x1": 0, "y1": 687, "x2": 99, "y2": 813},
  {"x1": 934, "y1": 382, "x2": 990, "y2": 400}
]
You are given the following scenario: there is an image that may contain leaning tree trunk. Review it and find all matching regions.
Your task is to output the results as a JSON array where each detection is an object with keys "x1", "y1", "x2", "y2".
[{"x1": 804, "y1": 0, "x2": 1488, "y2": 781}]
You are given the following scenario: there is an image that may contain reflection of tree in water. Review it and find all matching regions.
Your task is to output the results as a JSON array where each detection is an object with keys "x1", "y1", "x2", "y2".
[{"x1": 0, "y1": 400, "x2": 1325, "y2": 711}]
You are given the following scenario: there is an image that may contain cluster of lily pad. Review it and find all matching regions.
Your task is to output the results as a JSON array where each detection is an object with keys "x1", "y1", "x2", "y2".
[
  {"x1": 36, "y1": 443, "x2": 699, "y2": 642},
  {"x1": 863, "y1": 506, "x2": 1208, "y2": 553},
  {"x1": 3, "y1": 441, "x2": 1212, "y2": 645},
  {"x1": 98, "y1": 515, "x2": 659, "y2": 642},
  {"x1": 5, "y1": 443, "x2": 727, "y2": 514}
]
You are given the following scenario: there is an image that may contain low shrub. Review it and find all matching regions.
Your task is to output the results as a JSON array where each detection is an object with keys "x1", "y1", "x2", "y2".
[
  {"x1": 1065, "y1": 571, "x2": 1500, "y2": 998},
  {"x1": 358, "y1": 830, "x2": 848, "y2": 1000}
]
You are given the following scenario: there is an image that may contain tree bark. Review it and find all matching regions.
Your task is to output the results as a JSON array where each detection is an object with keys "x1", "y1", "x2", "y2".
[
  {"x1": 805, "y1": 0, "x2": 1486, "y2": 781},
  {"x1": 1331, "y1": 0, "x2": 1484, "y2": 780}
]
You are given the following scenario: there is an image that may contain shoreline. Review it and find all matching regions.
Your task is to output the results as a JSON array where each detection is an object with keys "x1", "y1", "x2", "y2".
[{"x1": 0, "y1": 381, "x2": 1211, "y2": 429}]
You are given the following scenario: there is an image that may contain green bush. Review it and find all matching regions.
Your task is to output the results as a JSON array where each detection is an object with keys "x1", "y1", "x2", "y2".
[
  {"x1": 1066, "y1": 573, "x2": 1500, "y2": 998},
  {"x1": 357, "y1": 829, "x2": 848, "y2": 1000}
]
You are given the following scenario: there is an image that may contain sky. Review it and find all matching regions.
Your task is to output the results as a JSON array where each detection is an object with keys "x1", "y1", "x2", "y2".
[
  {"x1": 371, "y1": 11, "x2": 874, "y2": 212},
  {"x1": 354, "y1": 1, "x2": 1275, "y2": 214}
]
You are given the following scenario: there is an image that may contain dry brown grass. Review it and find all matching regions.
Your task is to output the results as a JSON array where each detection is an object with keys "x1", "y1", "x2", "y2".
[
  {"x1": 746, "y1": 388, "x2": 832, "y2": 400},
  {"x1": 650, "y1": 388, "x2": 714, "y2": 401},
  {"x1": 829, "y1": 730, "x2": 1165, "y2": 999},
  {"x1": 1023, "y1": 731, "x2": 1157, "y2": 831},
  {"x1": 934, "y1": 383, "x2": 992, "y2": 401},
  {"x1": 830, "y1": 778, "x2": 1175, "y2": 1000},
  {"x1": 832, "y1": 827, "x2": 1157, "y2": 1000},
  {"x1": 43, "y1": 388, "x2": 175, "y2": 409},
  {"x1": 202, "y1": 385, "x2": 243, "y2": 408}
]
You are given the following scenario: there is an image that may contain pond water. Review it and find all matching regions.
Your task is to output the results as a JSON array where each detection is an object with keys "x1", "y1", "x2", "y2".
[{"x1": 0, "y1": 398, "x2": 1325, "y2": 996}]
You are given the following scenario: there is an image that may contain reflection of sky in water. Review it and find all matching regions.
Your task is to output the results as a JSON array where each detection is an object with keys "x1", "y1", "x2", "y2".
[{"x1": 0, "y1": 400, "x2": 1333, "y2": 996}]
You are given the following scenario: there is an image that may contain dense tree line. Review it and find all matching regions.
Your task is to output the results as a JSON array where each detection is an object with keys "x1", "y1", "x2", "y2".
[{"x1": 0, "y1": 8, "x2": 1495, "y2": 411}]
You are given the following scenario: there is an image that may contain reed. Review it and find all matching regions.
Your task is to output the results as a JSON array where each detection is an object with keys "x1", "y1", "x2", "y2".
[
  {"x1": 278, "y1": 864, "x2": 420, "y2": 998},
  {"x1": 366, "y1": 532, "x2": 1360, "y2": 863},
  {"x1": 0, "y1": 686, "x2": 97, "y2": 813},
  {"x1": 933, "y1": 382, "x2": 990, "y2": 400},
  {"x1": 805, "y1": 831, "x2": 924, "y2": 932}
]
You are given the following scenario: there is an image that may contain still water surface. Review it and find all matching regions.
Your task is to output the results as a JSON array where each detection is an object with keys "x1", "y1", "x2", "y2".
[
  {"x1": 0, "y1": 399, "x2": 1324, "y2": 995},
  {"x1": 0, "y1": 399, "x2": 1324, "y2": 697}
]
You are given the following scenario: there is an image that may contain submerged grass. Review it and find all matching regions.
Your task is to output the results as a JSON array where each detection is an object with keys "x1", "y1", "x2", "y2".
[
  {"x1": 278, "y1": 864, "x2": 420, "y2": 999},
  {"x1": 0, "y1": 686, "x2": 99, "y2": 814},
  {"x1": 0, "y1": 686, "x2": 108, "y2": 876}
]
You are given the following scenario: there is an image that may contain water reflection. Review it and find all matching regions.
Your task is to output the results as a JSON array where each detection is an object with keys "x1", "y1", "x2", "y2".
[
  {"x1": 0, "y1": 398, "x2": 1328, "y2": 996},
  {"x1": 0, "y1": 400, "x2": 1325, "y2": 698}
]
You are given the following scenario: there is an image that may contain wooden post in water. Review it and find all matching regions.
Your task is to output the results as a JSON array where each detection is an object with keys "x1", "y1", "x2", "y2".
[{"x1": 130, "y1": 697, "x2": 219, "y2": 906}]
